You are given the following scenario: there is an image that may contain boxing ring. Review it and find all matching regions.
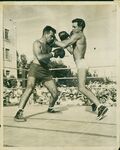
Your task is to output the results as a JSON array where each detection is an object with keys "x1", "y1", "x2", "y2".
[{"x1": 3, "y1": 65, "x2": 117, "y2": 147}]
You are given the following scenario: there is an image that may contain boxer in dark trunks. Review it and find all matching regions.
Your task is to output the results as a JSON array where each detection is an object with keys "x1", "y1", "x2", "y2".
[{"x1": 14, "y1": 26, "x2": 65, "y2": 122}]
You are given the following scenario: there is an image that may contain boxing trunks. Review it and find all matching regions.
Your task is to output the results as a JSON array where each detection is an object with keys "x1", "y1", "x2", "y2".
[{"x1": 28, "y1": 62, "x2": 52, "y2": 83}]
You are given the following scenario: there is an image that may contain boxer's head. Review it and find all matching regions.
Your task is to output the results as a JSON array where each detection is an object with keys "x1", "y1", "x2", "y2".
[
  {"x1": 72, "y1": 18, "x2": 85, "y2": 33},
  {"x1": 43, "y1": 25, "x2": 56, "y2": 43}
]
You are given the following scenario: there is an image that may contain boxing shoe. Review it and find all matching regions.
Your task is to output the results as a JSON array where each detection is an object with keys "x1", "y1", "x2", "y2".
[
  {"x1": 47, "y1": 108, "x2": 56, "y2": 113},
  {"x1": 97, "y1": 105, "x2": 108, "y2": 120},
  {"x1": 47, "y1": 107, "x2": 61, "y2": 113},
  {"x1": 14, "y1": 109, "x2": 27, "y2": 122}
]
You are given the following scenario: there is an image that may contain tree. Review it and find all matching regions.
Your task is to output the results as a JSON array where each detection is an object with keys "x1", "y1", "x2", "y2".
[
  {"x1": 20, "y1": 54, "x2": 28, "y2": 88},
  {"x1": 17, "y1": 54, "x2": 28, "y2": 88}
]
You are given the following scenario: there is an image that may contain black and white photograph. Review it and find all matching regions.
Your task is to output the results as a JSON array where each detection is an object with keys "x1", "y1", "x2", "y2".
[{"x1": 2, "y1": 2, "x2": 118, "y2": 148}]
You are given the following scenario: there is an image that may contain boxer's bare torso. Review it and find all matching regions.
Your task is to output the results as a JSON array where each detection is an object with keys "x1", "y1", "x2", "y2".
[
  {"x1": 33, "y1": 38, "x2": 52, "y2": 65},
  {"x1": 72, "y1": 32, "x2": 86, "y2": 62},
  {"x1": 55, "y1": 31, "x2": 87, "y2": 64}
]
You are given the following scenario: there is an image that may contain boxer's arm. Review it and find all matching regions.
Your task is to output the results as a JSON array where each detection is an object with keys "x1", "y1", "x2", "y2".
[
  {"x1": 33, "y1": 40, "x2": 53, "y2": 61},
  {"x1": 66, "y1": 45, "x2": 73, "y2": 55},
  {"x1": 55, "y1": 34, "x2": 81, "y2": 48}
]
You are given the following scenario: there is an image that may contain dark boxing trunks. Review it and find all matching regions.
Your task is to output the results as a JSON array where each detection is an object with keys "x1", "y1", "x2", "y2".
[{"x1": 28, "y1": 63, "x2": 52, "y2": 83}]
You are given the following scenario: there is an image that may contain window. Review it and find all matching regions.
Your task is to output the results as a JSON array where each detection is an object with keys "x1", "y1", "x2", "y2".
[
  {"x1": 5, "y1": 48, "x2": 10, "y2": 60},
  {"x1": 5, "y1": 29, "x2": 9, "y2": 40},
  {"x1": 6, "y1": 70, "x2": 10, "y2": 76}
]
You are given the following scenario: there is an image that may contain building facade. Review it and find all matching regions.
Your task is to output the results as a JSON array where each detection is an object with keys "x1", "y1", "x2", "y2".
[{"x1": 3, "y1": 18, "x2": 17, "y2": 78}]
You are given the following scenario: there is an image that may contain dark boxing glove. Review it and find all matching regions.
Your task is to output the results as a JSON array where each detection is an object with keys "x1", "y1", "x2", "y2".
[
  {"x1": 52, "y1": 48, "x2": 65, "y2": 58},
  {"x1": 58, "y1": 31, "x2": 70, "y2": 41}
]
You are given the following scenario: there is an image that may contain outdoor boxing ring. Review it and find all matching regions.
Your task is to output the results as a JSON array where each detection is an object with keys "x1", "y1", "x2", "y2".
[{"x1": 3, "y1": 65, "x2": 117, "y2": 147}]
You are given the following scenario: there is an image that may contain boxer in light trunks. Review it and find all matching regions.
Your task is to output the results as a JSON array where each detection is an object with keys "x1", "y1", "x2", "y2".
[
  {"x1": 55, "y1": 18, "x2": 108, "y2": 120},
  {"x1": 14, "y1": 26, "x2": 65, "y2": 122}
]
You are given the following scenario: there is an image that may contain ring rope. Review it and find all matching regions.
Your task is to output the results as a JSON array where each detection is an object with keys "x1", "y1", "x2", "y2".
[{"x1": 3, "y1": 64, "x2": 116, "y2": 71}]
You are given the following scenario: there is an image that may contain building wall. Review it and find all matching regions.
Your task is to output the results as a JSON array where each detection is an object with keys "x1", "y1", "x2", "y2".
[{"x1": 3, "y1": 18, "x2": 17, "y2": 78}]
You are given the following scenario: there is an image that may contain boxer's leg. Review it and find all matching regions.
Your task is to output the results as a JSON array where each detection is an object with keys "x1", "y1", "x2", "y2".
[
  {"x1": 14, "y1": 76, "x2": 36, "y2": 122},
  {"x1": 43, "y1": 79, "x2": 60, "y2": 112},
  {"x1": 77, "y1": 68, "x2": 100, "y2": 107},
  {"x1": 76, "y1": 59, "x2": 108, "y2": 119}
]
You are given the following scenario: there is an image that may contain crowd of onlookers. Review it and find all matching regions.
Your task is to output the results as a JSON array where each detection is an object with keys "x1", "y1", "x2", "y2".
[
  {"x1": 3, "y1": 58, "x2": 116, "y2": 107},
  {"x1": 3, "y1": 79, "x2": 116, "y2": 107}
]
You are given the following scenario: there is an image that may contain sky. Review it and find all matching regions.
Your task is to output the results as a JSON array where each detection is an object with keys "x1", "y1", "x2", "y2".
[{"x1": 3, "y1": 4, "x2": 117, "y2": 75}]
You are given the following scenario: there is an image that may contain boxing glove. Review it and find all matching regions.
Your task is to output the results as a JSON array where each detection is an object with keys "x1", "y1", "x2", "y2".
[
  {"x1": 58, "y1": 31, "x2": 70, "y2": 41},
  {"x1": 52, "y1": 48, "x2": 65, "y2": 58}
]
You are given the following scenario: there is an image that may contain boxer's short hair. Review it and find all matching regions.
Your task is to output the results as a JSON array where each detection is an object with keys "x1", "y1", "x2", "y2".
[
  {"x1": 72, "y1": 18, "x2": 85, "y2": 31},
  {"x1": 43, "y1": 26, "x2": 56, "y2": 35}
]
